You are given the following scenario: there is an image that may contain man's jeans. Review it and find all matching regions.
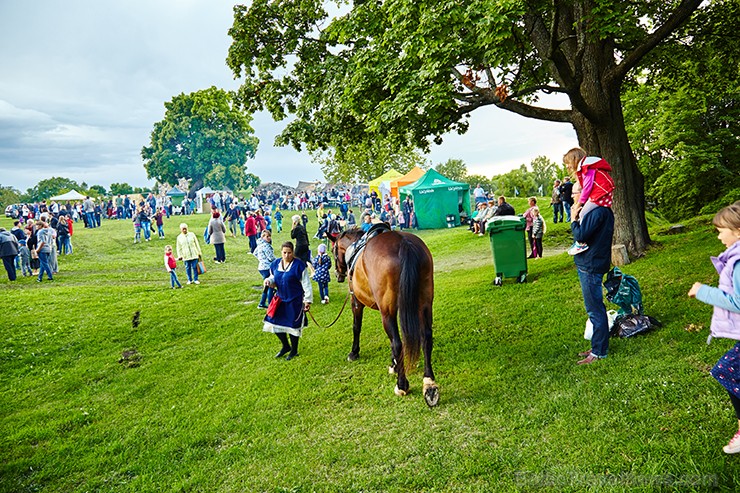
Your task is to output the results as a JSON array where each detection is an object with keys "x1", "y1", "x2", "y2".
[
  {"x1": 577, "y1": 268, "x2": 608, "y2": 358},
  {"x1": 258, "y1": 269, "x2": 274, "y2": 307},
  {"x1": 38, "y1": 251, "x2": 53, "y2": 281},
  {"x1": 563, "y1": 201, "x2": 572, "y2": 222},
  {"x1": 86, "y1": 212, "x2": 95, "y2": 228},
  {"x1": 141, "y1": 221, "x2": 152, "y2": 240}
]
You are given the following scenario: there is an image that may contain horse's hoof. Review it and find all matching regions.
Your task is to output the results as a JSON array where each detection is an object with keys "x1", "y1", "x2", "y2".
[
  {"x1": 423, "y1": 378, "x2": 440, "y2": 407},
  {"x1": 388, "y1": 365, "x2": 397, "y2": 375},
  {"x1": 394, "y1": 385, "x2": 408, "y2": 397},
  {"x1": 347, "y1": 352, "x2": 359, "y2": 362}
]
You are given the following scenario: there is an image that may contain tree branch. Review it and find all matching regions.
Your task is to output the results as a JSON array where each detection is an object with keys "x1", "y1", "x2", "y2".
[{"x1": 608, "y1": 0, "x2": 703, "y2": 83}]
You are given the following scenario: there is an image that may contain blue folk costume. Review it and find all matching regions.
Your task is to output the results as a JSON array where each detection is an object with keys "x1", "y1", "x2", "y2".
[{"x1": 263, "y1": 257, "x2": 313, "y2": 337}]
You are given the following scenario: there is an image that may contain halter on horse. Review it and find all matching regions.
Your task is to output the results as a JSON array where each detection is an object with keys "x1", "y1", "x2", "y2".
[{"x1": 333, "y1": 226, "x2": 439, "y2": 407}]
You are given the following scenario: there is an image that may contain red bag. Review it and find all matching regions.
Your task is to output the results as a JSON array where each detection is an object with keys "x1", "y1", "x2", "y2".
[{"x1": 266, "y1": 295, "x2": 281, "y2": 318}]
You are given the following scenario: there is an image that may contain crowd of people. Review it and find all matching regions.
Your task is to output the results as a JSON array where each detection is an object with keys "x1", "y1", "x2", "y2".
[{"x1": 3, "y1": 148, "x2": 740, "y2": 456}]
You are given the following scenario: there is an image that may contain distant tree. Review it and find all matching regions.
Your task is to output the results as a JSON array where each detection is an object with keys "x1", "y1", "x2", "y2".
[
  {"x1": 0, "y1": 185, "x2": 21, "y2": 209},
  {"x1": 465, "y1": 174, "x2": 494, "y2": 194},
  {"x1": 310, "y1": 140, "x2": 428, "y2": 183},
  {"x1": 435, "y1": 159, "x2": 467, "y2": 182},
  {"x1": 26, "y1": 177, "x2": 80, "y2": 202},
  {"x1": 245, "y1": 173, "x2": 261, "y2": 191},
  {"x1": 529, "y1": 156, "x2": 559, "y2": 196},
  {"x1": 142, "y1": 87, "x2": 259, "y2": 196},
  {"x1": 109, "y1": 183, "x2": 134, "y2": 196},
  {"x1": 88, "y1": 185, "x2": 107, "y2": 196},
  {"x1": 494, "y1": 165, "x2": 537, "y2": 198}
]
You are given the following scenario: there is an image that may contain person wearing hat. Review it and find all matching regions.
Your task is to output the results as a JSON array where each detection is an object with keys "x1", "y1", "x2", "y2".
[
  {"x1": 291, "y1": 214, "x2": 311, "y2": 265},
  {"x1": 312, "y1": 243, "x2": 332, "y2": 304}
]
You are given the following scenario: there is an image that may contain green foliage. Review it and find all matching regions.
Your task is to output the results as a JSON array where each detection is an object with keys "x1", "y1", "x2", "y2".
[
  {"x1": 310, "y1": 141, "x2": 428, "y2": 183},
  {"x1": 435, "y1": 158, "x2": 467, "y2": 182},
  {"x1": 142, "y1": 87, "x2": 259, "y2": 192},
  {"x1": 109, "y1": 183, "x2": 134, "y2": 196},
  {"x1": 623, "y1": 0, "x2": 740, "y2": 222},
  {"x1": 492, "y1": 164, "x2": 535, "y2": 197},
  {"x1": 87, "y1": 185, "x2": 107, "y2": 196},
  {"x1": 25, "y1": 177, "x2": 80, "y2": 202},
  {"x1": 0, "y1": 185, "x2": 21, "y2": 209},
  {"x1": 2, "y1": 212, "x2": 739, "y2": 490}
]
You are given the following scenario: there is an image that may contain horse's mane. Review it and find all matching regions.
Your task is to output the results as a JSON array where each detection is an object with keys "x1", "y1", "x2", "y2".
[{"x1": 339, "y1": 226, "x2": 364, "y2": 242}]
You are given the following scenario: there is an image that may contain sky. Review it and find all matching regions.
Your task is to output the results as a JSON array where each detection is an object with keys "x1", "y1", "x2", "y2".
[{"x1": 0, "y1": 0, "x2": 577, "y2": 193}]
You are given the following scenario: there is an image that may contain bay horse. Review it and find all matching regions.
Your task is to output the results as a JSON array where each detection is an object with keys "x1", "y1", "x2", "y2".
[{"x1": 333, "y1": 226, "x2": 439, "y2": 407}]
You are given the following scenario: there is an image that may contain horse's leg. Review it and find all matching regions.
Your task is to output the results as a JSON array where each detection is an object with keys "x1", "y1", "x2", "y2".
[
  {"x1": 382, "y1": 312, "x2": 409, "y2": 396},
  {"x1": 347, "y1": 296, "x2": 364, "y2": 362},
  {"x1": 420, "y1": 303, "x2": 440, "y2": 407}
]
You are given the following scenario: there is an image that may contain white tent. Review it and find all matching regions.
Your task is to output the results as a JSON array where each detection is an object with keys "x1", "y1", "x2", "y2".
[{"x1": 50, "y1": 190, "x2": 86, "y2": 201}]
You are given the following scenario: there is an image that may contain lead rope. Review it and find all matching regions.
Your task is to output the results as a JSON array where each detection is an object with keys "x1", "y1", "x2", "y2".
[{"x1": 306, "y1": 289, "x2": 352, "y2": 328}]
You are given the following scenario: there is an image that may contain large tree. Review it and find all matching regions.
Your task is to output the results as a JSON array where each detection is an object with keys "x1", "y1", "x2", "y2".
[
  {"x1": 25, "y1": 177, "x2": 80, "y2": 202},
  {"x1": 142, "y1": 87, "x2": 259, "y2": 195},
  {"x1": 623, "y1": 0, "x2": 740, "y2": 221},
  {"x1": 227, "y1": 0, "x2": 704, "y2": 255}
]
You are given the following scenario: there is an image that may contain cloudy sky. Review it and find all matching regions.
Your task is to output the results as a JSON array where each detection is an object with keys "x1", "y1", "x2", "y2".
[{"x1": 0, "y1": 0, "x2": 576, "y2": 193}]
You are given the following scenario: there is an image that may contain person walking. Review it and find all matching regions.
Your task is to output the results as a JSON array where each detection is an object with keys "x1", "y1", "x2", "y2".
[
  {"x1": 208, "y1": 210, "x2": 227, "y2": 263},
  {"x1": 688, "y1": 202, "x2": 740, "y2": 453},
  {"x1": 290, "y1": 214, "x2": 311, "y2": 265},
  {"x1": 551, "y1": 179, "x2": 563, "y2": 223},
  {"x1": 262, "y1": 241, "x2": 313, "y2": 360},
  {"x1": 35, "y1": 221, "x2": 54, "y2": 282},
  {"x1": 176, "y1": 223, "x2": 203, "y2": 285}
]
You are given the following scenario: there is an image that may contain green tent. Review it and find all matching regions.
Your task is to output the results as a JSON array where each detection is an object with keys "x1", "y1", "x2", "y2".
[
  {"x1": 166, "y1": 187, "x2": 187, "y2": 207},
  {"x1": 399, "y1": 169, "x2": 471, "y2": 229}
]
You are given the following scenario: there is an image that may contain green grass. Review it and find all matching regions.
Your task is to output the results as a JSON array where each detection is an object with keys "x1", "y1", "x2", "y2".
[{"x1": 1, "y1": 210, "x2": 739, "y2": 492}]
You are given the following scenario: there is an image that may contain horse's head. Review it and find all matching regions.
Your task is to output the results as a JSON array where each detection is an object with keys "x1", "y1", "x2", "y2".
[{"x1": 332, "y1": 228, "x2": 362, "y2": 283}]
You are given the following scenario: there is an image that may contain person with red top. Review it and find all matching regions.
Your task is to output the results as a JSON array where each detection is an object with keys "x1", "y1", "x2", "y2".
[
  {"x1": 563, "y1": 147, "x2": 615, "y2": 255},
  {"x1": 164, "y1": 245, "x2": 182, "y2": 288},
  {"x1": 244, "y1": 211, "x2": 258, "y2": 253}
]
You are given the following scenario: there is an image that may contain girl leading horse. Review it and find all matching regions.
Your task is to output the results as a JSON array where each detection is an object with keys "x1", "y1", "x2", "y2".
[{"x1": 333, "y1": 226, "x2": 440, "y2": 407}]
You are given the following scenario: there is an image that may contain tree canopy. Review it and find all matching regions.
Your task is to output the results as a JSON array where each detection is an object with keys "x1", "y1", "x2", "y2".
[
  {"x1": 227, "y1": 0, "x2": 705, "y2": 255},
  {"x1": 623, "y1": 0, "x2": 740, "y2": 221},
  {"x1": 142, "y1": 87, "x2": 259, "y2": 194}
]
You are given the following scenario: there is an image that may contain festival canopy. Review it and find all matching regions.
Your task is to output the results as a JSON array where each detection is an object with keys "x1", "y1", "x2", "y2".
[
  {"x1": 49, "y1": 190, "x2": 86, "y2": 201},
  {"x1": 165, "y1": 187, "x2": 186, "y2": 197},
  {"x1": 399, "y1": 169, "x2": 471, "y2": 229},
  {"x1": 389, "y1": 166, "x2": 425, "y2": 199},
  {"x1": 368, "y1": 169, "x2": 403, "y2": 196}
]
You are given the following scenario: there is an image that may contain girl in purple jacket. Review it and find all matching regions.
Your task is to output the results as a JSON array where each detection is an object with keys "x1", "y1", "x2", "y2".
[{"x1": 689, "y1": 202, "x2": 740, "y2": 454}]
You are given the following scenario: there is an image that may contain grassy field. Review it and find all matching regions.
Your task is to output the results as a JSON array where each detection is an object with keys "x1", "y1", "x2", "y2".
[{"x1": 1, "y1": 202, "x2": 739, "y2": 492}]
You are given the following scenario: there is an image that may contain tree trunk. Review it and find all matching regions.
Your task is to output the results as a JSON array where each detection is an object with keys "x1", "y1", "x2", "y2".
[
  {"x1": 189, "y1": 177, "x2": 204, "y2": 199},
  {"x1": 571, "y1": 96, "x2": 650, "y2": 257}
]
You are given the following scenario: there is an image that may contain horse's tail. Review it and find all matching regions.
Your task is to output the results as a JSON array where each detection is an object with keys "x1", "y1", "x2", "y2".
[{"x1": 398, "y1": 237, "x2": 423, "y2": 369}]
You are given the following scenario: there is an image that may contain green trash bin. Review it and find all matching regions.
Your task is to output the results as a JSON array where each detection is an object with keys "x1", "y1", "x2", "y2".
[{"x1": 486, "y1": 215, "x2": 527, "y2": 286}]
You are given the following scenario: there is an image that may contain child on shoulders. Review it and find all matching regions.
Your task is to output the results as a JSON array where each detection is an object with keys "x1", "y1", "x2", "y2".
[{"x1": 563, "y1": 147, "x2": 614, "y2": 255}]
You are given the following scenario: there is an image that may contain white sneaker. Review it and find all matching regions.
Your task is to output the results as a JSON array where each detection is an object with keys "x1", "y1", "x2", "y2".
[
  {"x1": 186, "y1": 281, "x2": 192, "y2": 285},
  {"x1": 567, "y1": 242, "x2": 589, "y2": 255},
  {"x1": 194, "y1": 280, "x2": 200, "y2": 285},
  {"x1": 724, "y1": 430, "x2": 740, "y2": 454},
  {"x1": 324, "y1": 296, "x2": 329, "y2": 304}
]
